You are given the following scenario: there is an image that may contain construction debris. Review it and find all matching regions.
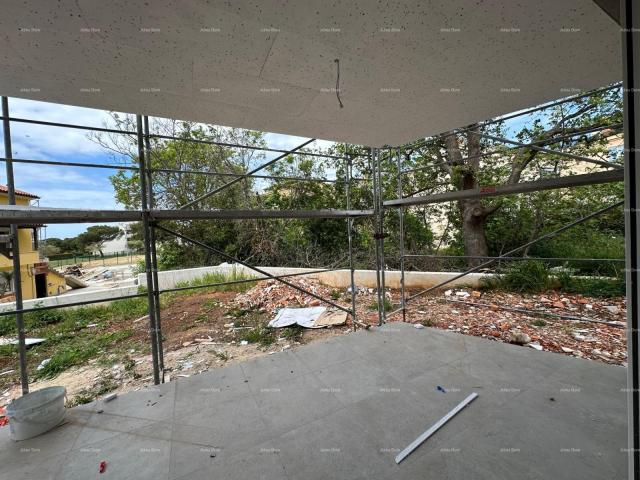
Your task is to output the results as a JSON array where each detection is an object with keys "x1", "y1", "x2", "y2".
[
  {"x1": 268, "y1": 307, "x2": 348, "y2": 329},
  {"x1": 0, "y1": 337, "x2": 45, "y2": 347},
  {"x1": 408, "y1": 288, "x2": 627, "y2": 365},
  {"x1": 269, "y1": 307, "x2": 326, "y2": 328}
]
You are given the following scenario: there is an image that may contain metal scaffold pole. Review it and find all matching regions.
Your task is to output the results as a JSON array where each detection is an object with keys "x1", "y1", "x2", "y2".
[
  {"x1": 345, "y1": 151, "x2": 358, "y2": 330},
  {"x1": 136, "y1": 115, "x2": 160, "y2": 385},
  {"x1": 2, "y1": 97, "x2": 28, "y2": 394},
  {"x1": 621, "y1": 0, "x2": 640, "y2": 476},
  {"x1": 378, "y1": 150, "x2": 386, "y2": 324},
  {"x1": 143, "y1": 116, "x2": 164, "y2": 378},
  {"x1": 397, "y1": 147, "x2": 406, "y2": 322},
  {"x1": 371, "y1": 148, "x2": 383, "y2": 325},
  {"x1": 371, "y1": 148, "x2": 386, "y2": 325}
]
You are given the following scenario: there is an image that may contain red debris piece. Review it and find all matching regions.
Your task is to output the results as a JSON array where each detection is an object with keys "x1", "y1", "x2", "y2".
[{"x1": 99, "y1": 461, "x2": 107, "y2": 474}]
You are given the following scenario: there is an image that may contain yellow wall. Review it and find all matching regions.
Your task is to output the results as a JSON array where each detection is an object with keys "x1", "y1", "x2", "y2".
[
  {"x1": 45, "y1": 269, "x2": 67, "y2": 297},
  {"x1": 0, "y1": 192, "x2": 57, "y2": 300}
]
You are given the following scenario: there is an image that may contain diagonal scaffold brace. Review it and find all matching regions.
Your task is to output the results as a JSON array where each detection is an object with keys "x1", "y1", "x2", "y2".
[{"x1": 155, "y1": 225, "x2": 369, "y2": 328}]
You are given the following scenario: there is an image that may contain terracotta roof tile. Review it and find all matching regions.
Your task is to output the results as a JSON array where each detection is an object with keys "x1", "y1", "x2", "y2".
[{"x1": 0, "y1": 184, "x2": 39, "y2": 199}]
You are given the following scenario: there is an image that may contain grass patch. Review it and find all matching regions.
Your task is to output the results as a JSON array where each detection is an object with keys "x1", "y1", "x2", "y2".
[
  {"x1": 37, "y1": 343, "x2": 99, "y2": 378},
  {"x1": 281, "y1": 325, "x2": 304, "y2": 343},
  {"x1": 483, "y1": 261, "x2": 552, "y2": 293},
  {"x1": 557, "y1": 272, "x2": 625, "y2": 298},
  {"x1": 202, "y1": 298, "x2": 220, "y2": 309},
  {"x1": 531, "y1": 319, "x2": 547, "y2": 327},
  {"x1": 242, "y1": 326, "x2": 275, "y2": 347},
  {"x1": 173, "y1": 269, "x2": 258, "y2": 296},
  {"x1": 226, "y1": 307, "x2": 250, "y2": 318},
  {"x1": 368, "y1": 297, "x2": 393, "y2": 312},
  {"x1": 421, "y1": 318, "x2": 434, "y2": 327}
]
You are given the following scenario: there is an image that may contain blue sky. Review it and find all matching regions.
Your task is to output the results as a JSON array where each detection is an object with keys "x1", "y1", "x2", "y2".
[{"x1": 0, "y1": 98, "x2": 333, "y2": 239}]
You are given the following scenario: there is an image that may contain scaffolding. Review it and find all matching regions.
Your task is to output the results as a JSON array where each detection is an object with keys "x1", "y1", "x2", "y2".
[
  {"x1": 376, "y1": 85, "x2": 626, "y2": 324},
  {"x1": 0, "y1": 85, "x2": 631, "y2": 386},
  {"x1": 0, "y1": 103, "x2": 375, "y2": 389}
]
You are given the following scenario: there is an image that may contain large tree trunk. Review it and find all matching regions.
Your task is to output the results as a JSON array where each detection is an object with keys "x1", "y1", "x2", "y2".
[{"x1": 459, "y1": 199, "x2": 489, "y2": 266}]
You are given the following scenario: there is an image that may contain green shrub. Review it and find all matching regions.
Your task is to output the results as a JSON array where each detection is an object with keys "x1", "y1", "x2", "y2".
[
  {"x1": 242, "y1": 326, "x2": 275, "y2": 347},
  {"x1": 493, "y1": 261, "x2": 552, "y2": 293},
  {"x1": 557, "y1": 274, "x2": 625, "y2": 298},
  {"x1": 368, "y1": 297, "x2": 393, "y2": 312},
  {"x1": 174, "y1": 269, "x2": 257, "y2": 295}
]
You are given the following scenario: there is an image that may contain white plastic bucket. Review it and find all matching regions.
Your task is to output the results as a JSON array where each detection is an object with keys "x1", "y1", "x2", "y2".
[{"x1": 5, "y1": 386, "x2": 67, "y2": 441}]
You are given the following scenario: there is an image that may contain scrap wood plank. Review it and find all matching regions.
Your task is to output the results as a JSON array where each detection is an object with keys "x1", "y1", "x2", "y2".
[
  {"x1": 395, "y1": 392, "x2": 479, "y2": 464},
  {"x1": 314, "y1": 310, "x2": 348, "y2": 327}
]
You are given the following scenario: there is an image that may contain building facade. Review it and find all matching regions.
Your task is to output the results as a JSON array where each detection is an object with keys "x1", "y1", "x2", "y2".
[{"x1": 0, "y1": 186, "x2": 66, "y2": 301}]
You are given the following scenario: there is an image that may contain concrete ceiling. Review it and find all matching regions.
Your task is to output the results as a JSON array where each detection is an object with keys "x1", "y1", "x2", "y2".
[{"x1": 0, "y1": 1, "x2": 621, "y2": 147}]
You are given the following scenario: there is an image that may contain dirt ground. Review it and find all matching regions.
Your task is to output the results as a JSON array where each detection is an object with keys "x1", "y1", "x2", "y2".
[{"x1": 0, "y1": 278, "x2": 627, "y2": 409}]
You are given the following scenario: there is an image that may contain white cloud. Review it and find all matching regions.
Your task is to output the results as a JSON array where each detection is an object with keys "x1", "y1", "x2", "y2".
[
  {"x1": 6, "y1": 163, "x2": 101, "y2": 187},
  {"x1": 6, "y1": 98, "x2": 116, "y2": 158},
  {"x1": 265, "y1": 133, "x2": 335, "y2": 153}
]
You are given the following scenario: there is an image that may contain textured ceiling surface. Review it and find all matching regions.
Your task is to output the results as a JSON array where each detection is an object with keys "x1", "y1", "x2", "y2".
[{"x1": 0, "y1": 1, "x2": 621, "y2": 146}]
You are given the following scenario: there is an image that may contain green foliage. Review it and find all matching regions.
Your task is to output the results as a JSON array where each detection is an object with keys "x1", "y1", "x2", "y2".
[
  {"x1": 557, "y1": 272, "x2": 625, "y2": 298},
  {"x1": 281, "y1": 325, "x2": 304, "y2": 342},
  {"x1": 76, "y1": 225, "x2": 121, "y2": 254},
  {"x1": 173, "y1": 269, "x2": 257, "y2": 295},
  {"x1": 368, "y1": 297, "x2": 393, "y2": 312},
  {"x1": 37, "y1": 343, "x2": 99, "y2": 378},
  {"x1": 489, "y1": 261, "x2": 552, "y2": 293},
  {"x1": 132, "y1": 259, "x2": 146, "y2": 276},
  {"x1": 531, "y1": 319, "x2": 547, "y2": 327},
  {"x1": 242, "y1": 326, "x2": 275, "y2": 347}
]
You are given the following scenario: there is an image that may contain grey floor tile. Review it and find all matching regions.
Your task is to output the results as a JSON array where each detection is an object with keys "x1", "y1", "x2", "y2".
[
  {"x1": 96, "y1": 382, "x2": 176, "y2": 422},
  {"x1": 0, "y1": 421, "x2": 83, "y2": 476},
  {"x1": 173, "y1": 393, "x2": 270, "y2": 452},
  {"x1": 252, "y1": 372, "x2": 343, "y2": 436},
  {"x1": 2, "y1": 323, "x2": 630, "y2": 480},
  {"x1": 57, "y1": 432, "x2": 171, "y2": 480},
  {"x1": 240, "y1": 350, "x2": 310, "y2": 393},
  {"x1": 312, "y1": 356, "x2": 401, "y2": 405}
]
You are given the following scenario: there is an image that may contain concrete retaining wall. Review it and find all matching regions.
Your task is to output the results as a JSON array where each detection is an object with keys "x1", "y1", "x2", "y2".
[
  {"x1": 137, "y1": 264, "x2": 485, "y2": 290},
  {"x1": 0, "y1": 285, "x2": 139, "y2": 313}
]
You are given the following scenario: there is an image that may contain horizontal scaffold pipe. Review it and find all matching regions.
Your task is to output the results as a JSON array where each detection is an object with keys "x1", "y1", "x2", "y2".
[
  {"x1": 384, "y1": 169, "x2": 624, "y2": 208},
  {"x1": 0, "y1": 206, "x2": 374, "y2": 224}
]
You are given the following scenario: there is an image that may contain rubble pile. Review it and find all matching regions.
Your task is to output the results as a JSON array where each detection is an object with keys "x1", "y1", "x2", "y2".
[
  {"x1": 406, "y1": 288, "x2": 627, "y2": 365},
  {"x1": 236, "y1": 278, "x2": 345, "y2": 312},
  {"x1": 61, "y1": 265, "x2": 84, "y2": 276}
]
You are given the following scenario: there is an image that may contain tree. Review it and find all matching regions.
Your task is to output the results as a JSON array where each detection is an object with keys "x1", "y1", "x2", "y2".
[
  {"x1": 76, "y1": 225, "x2": 121, "y2": 257},
  {"x1": 92, "y1": 114, "x2": 267, "y2": 268},
  {"x1": 405, "y1": 86, "x2": 623, "y2": 265}
]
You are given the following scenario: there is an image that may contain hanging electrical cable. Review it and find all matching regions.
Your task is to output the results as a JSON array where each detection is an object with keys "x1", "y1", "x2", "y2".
[{"x1": 334, "y1": 59, "x2": 344, "y2": 108}]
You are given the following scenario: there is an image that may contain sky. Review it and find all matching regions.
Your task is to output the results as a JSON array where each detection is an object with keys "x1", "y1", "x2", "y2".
[{"x1": 0, "y1": 98, "x2": 335, "y2": 239}]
